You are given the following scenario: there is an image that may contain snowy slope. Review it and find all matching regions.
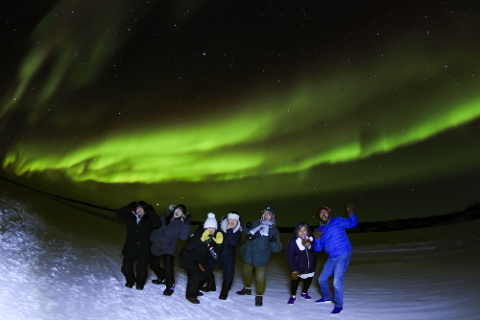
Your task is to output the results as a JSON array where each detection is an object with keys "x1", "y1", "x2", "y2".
[{"x1": 1, "y1": 186, "x2": 480, "y2": 320}]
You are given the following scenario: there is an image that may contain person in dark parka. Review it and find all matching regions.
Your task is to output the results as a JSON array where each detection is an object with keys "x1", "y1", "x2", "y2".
[
  {"x1": 200, "y1": 211, "x2": 242, "y2": 300},
  {"x1": 150, "y1": 204, "x2": 191, "y2": 296},
  {"x1": 236, "y1": 206, "x2": 282, "y2": 307},
  {"x1": 117, "y1": 201, "x2": 161, "y2": 290},
  {"x1": 178, "y1": 213, "x2": 223, "y2": 304},
  {"x1": 286, "y1": 222, "x2": 317, "y2": 304}
]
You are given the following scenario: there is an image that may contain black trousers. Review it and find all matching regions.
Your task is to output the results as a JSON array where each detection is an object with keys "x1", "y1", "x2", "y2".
[
  {"x1": 203, "y1": 255, "x2": 236, "y2": 294},
  {"x1": 150, "y1": 254, "x2": 175, "y2": 287},
  {"x1": 179, "y1": 253, "x2": 207, "y2": 299},
  {"x1": 291, "y1": 277, "x2": 313, "y2": 296},
  {"x1": 121, "y1": 256, "x2": 149, "y2": 286}
]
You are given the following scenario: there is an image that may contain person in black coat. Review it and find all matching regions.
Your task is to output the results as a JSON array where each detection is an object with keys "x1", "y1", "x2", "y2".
[
  {"x1": 178, "y1": 213, "x2": 223, "y2": 304},
  {"x1": 150, "y1": 204, "x2": 191, "y2": 296},
  {"x1": 117, "y1": 201, "x2": 161, "y2": 290},
  {"x1": 200, "y1": 211, "x2": 242, "y2": 300}
]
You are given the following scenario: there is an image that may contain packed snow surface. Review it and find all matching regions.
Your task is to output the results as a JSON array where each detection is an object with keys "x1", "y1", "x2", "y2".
[{"x1": 1, "y1": 185, "x2": 479, "y2": 320}]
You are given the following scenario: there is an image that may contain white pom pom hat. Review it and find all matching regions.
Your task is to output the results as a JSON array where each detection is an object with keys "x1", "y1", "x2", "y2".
[{"x1": 203, "y1": 213, "x2": 217, "y2": 229}]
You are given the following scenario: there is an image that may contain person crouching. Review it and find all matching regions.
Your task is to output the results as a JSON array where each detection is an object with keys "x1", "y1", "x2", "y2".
[{"x1": 179, "y1": 213, "x2": 223, "y2": 304}]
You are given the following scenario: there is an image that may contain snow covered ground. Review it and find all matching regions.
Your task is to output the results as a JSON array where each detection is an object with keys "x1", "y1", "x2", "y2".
[{"x1": 1, "y1": 182, "x2": 480, "y2": 320}]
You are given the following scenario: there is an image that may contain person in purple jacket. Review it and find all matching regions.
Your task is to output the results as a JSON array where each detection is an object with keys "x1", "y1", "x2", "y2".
[
  {"x1": 313, "y1": 204, "x2": 358, "y2": 315},
  {"x1": 286, "y1": 222, "x2": 317, "y2": 305}
]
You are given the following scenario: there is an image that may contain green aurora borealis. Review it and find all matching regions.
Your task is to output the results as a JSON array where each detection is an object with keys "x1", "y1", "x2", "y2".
[{"x1": 1, "y1": 1, "x2": 479, "y2": 225}]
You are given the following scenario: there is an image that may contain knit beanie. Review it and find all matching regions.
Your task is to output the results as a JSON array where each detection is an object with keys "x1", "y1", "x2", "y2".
[
  {"x1": 318, "y1": 206, "x2": 331, "y2": 215},
  {"x1": 227, "y1": 212, "x2": 240, "y2": 221},
  {"x1": 203, "y1": 213, "x2": 217, "y2": 229}
]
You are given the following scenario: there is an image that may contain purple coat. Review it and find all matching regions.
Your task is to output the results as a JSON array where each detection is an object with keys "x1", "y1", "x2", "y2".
[{"x1": 286, "y1": 235, "x2": 317, "y2": 275}]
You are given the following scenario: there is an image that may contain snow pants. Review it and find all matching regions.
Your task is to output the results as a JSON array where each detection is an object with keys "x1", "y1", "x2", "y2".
[
  {"x1": 178, "y1": 253, "x2": 208, "y2": 299},
  {"x1": 121, "y1": 256, "x2": 149, "y2": 286},
  {"x1": 150, "y1": 254, "x2": 175, "y2": 287},
  {"x1": 242, "y1": 263, "x2": 266, "y2": 296}
]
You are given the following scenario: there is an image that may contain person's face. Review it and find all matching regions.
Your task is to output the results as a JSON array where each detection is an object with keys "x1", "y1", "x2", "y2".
[
  {"x1": 319, "y1": 209, "x2": 330, "y2": 223},
  {"x1": 262, "y1": 210, "x2": 274, "y2": 222},
  {"x1": 207, "y1": 227, "x2": 216, "y2": 234},
  {"x1": 136, "y1": 207, "x2": 145, "y2": 216},
  {"x1": 227, "y1": 218, "x2": 238, "y2": 226},
  {"x1": 298, "y1": 226, "x2": 307, "y2": 238},
  {"x1": 173, "y1": 208, "x2": 184, "y2": 218}
]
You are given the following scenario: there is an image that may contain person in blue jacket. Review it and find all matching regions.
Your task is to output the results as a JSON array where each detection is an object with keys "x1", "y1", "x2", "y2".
[{"x1": 313, "y1": 204, "x2": 358, "y2": 315}]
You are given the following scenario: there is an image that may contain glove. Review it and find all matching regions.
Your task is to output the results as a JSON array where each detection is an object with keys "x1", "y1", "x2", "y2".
[
  {"x1": 313, "y1": 228, "x2": 323, "y2": 240},
  {"x1": 302, "y1": 238, "x2": 312, "y2": 249},
  {"x1": 212, "y1": 232, "x2": 223, "y2": 244},
  {"x1": 247, "y1": 230, "x2": 261, "y2": 241},
  {"x1": 128, "y1": 201, "x2": 138, "y2": 209},
  {"x1": 145, "y1": 205, "x2": 155, "y2": 215},
  {"x1": 182, "y1": 213, "x2": 192, "y2": 225},
  {"x1": 292, "y1": 271, "x2": 300, "y2": 280},
  {"x1": 200, "y1": 229, "x2": 211, "y2": 242},
  {"x1": 268, "y1": 235, "x2": 276, "y2": 242},
  {"x1": 246, "y1": 222, "x2": 252, "y2": 229},
  {"x1": 209, "y1": 246, "x2": 218, "y2": 259}
]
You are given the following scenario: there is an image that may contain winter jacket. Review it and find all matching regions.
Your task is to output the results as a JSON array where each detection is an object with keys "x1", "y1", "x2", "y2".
[
  {"x1": 117, "y1": 204, "x2": 161, "y2": 259},
  {"x1": 150, "y1": 211, "x2": 190, "y2": 256},
  {"x1": 286, "y1": 224, "x2": 317, "y2": 274},
  {"x1": 218, "y1": 218, "x2": 242, "y2": 258},
  {"x1": 314, "y1": 213, "x2": 358, "y2": 258},
  {"x1": 239, "y1": 219, "x2": 282, "y2": 267},
  {"x1": 179, "y1": 226, "x2": 224, "y2": 263}
]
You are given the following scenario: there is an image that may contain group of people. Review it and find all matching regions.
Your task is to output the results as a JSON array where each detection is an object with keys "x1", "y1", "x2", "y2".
[{"x1": 117, "y1": 201, "x2": 357, "y2": 315}]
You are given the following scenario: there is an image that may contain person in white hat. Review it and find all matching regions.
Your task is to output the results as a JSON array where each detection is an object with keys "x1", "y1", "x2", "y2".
[{"x1": 178, "y1": 213, "x2": 224, "y2": 304}]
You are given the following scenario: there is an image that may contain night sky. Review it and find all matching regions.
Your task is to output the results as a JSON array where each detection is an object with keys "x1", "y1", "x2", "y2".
[{"x1": 1, "y1": 0, "x2": 479, "y2": 226}]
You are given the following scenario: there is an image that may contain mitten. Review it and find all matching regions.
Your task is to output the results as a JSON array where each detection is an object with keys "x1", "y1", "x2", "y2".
[
  {"x1": 268, "y1": 235, "x2": 276, "y2": 242},
  {"x1": 182, "y1": 213, "x2": 192, "y2": 225},
  {"x1": 302, "y1": 238, "x2": 312, "y2": 249},
  {"x1": 212, "y1": 232, "x2": 224, "y2": 244},
  {"x1": 247, "y1": 230, "x2": 261, "y2": 241},
  {"x1": 292, "y1": 271, "x2": 300, "y2": 280},
  {"x1": 128, "y1": 201, "x2": 138, "y2": 209},
  {"x1": 313, "y1": 228, "x2": 323, "y2": 240},
  {"x1": 200, "y1": 229, "x2": 211, "y2": 242}
]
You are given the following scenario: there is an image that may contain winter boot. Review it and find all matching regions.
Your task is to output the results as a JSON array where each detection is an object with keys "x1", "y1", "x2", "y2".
[
  {"x1": 187, "y1": 298, "x2": 200, "y2": 304},
  {"x1": 152, "y1": 278, "x2": 165, "y2": 285},
  {"x1": 163, "y1": 284, "x2": 174, "y2": 296},
  {"x1": 236, "y1": 287, "x2": 252, "y2": 295},
  {"x1": 255, "y1": 296, "x2": 263, "y2": 307},
  {"x1": 201, "y1": 273, "x2": 216, "y2": 292}
]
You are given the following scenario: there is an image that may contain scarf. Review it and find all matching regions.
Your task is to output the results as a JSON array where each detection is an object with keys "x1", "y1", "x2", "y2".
[
  {"x1": 249, "y1": 218, "x2": 276, "y2": 237},
  {"x1": 220, "y1": 219, "x2": 242, "y2": 233},
  {"x1": 296, "y1": 236, "x2": 313, "y2": 250}
]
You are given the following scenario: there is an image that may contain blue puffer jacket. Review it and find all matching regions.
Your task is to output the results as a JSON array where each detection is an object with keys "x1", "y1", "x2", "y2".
[{"x1": 314, "y1": 213, "x2": 358, "y2": 258}]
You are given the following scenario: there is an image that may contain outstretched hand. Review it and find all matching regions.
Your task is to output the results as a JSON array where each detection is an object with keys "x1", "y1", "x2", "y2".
[
  {"x1": 313, "y1": 228, "x2": 323, "y2": 240},
  {"x1": 345, "y1": 204, "x2": 354, "y2": 217}
]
